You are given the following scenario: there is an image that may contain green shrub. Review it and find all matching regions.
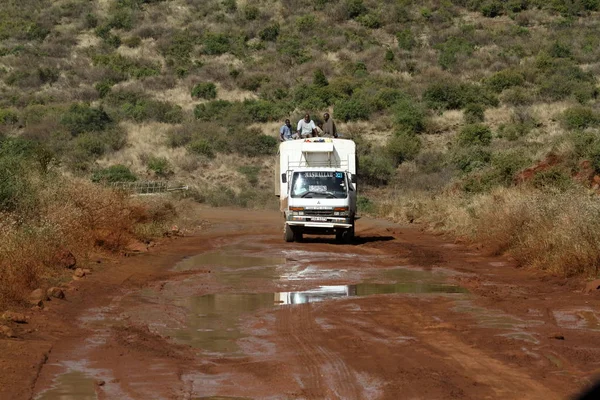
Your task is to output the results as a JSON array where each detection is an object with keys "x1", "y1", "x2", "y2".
[
  {"x1": 296, "y1": 15, "x2": 316, "y2": 32},
  {"x1": 357, "y1": 196, "x2": 376, "y2": 214},
  {"x1": 386, "y1": 131, "x2": 421, "y2": 165},
  {"x1": 123, "y1": 35, "x2": 142, "y2": 48},
  {"x1": 457, "y1": 124, "x2": 492, "y2": 147},
  {"x1": 92, "y1": 165, "x2": 137, "y2": 183},
  {"x1": 561, "y1": 106, "x2": 599, "y2": 130},
  {"x1": 61, "y1": 103, "x2": 112, "y2": 136},
  {"x1": 0, "y1": 109, "x2": 18, "y2": 125},
  {"x1": 313, "y1": 69, "x2": 329, "y2": 87},
  {"x1": 234, "y1": 129, "x2": 278, "y2": 157},
  {"x1": 335, "y1": 98, "x2": 371, "y2": 122},
  {"x1": 357, "y1": 12, "x2": 381, "y2": 28},
  {"x1": 243, "y1": 100, "x2": 286, "y2": 122},
  {"x1": 394, "y1": 98, "x2": 426, "y2": 133},
  {"x1": 222, "y1": 0, "x2": 237, "y2": 13},
  {"x1": 203, "y1": 33, "x2": 231, "y2": 55},
  {"x1": 238, "y1": 165, "x2": 260, "y2": 185},
  {"x1": 244, "y1": 5, "x2": 259, "y2": 20},
  {"x1": 259, "y1": 23, "x2": 279, "y2": 41},
  {"x1": 75, "y1": 133, "x2": 106, "y2": 158},
  {"x1": 92, "y1": 53, "x2": 160, "y2": 79},
  {"x1": 188, "y1": 139, "x2": 215, "y2": 158},
  {"x1": 435, "y1": 36, "x2": 475, "y2": 70},
  {"x1": 424, "y1": 81, "x2": 498, "y2": 110},
  {"x1": 452, "y1": 146, "x2": 491, "y2": 173},
  {"x1": 345, "y1": 0, "x2": 367, "y2": 19},
  {"x1": 396, "y1": 29, "x2": 416, "y2": 51},
  {"x1": 121, "y1": 99, "x2": 183, "y2": 123},
  {"x1": 485, "y1": 69, "x2": 525, "y2": 93},
  {"x1": 531, "y1": 167, "x2": 573, "y2": 191},
  {"x1": 147, "y1": 156, "x2": 171, "y2": 176},
  {"x1": 464, "y1": 103, "x2": 485, "y2": 124},
  {"x1": 194, "y1": 100, "x2": 234, "y2": 121},
  {"x1": 384, "y1": 49, "x2": 394, "y2": 62},
  {"x1": 191, "y1": 82, "x2": 217, "y2": 99},
  {"x1": 0, "y1": 155, "x2": 31, "y2": 212},
  {"x1": 480, "y1": 1, "x2": 503, "y2": 17},
  {"x1": 489, "y1": 150, "x2": 530, "y2": 186},
  {"x1": 277, "y1": 35, "x2": 310, "y2": 65},
  {"x1": 359, "y1": 153, "x2": 395, "y2": 185},
  {"x1": 549, "y1": 41, "x2": 571, "y2": 58},
  {"x1": 95, "y1": 79, "x2": 115, "y2": 98},
  {"x1": 371, "y1": 89, "x2": 403, "y2": 111}
]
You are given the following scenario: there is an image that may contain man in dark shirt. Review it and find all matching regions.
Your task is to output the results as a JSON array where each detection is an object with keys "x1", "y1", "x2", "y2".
[
  {"x1": 322, "y1": 112, "x2": 337, "y2": 138},
  {"x1": 279, "y1": 119, "x2": 294, "y2": 141}
]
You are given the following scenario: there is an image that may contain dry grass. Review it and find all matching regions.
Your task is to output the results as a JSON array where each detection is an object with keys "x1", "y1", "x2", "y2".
[
  {"x1": 0, "y1": 176, "x2": 176, "y2": 308},
  {"x1": 379, "y1": 186, "x2": 600, "y2": 277}
]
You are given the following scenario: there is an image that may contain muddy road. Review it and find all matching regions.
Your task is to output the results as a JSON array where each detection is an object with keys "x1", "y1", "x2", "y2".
[{"x1": 6, "y1": 208, "x2": 600, "y2": 399}]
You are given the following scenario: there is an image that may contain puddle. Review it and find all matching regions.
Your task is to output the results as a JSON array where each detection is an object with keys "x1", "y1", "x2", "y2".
[
  {"x1": 172, "y1": 283, "x2": 466, "y2": 353},
  {"x1": 553, "y1": 308, "x2": 600, "y2": 331},
  {"x1": 36, "y1": 371, "x2": 97, "y2": 400},
  {"x1": 174, "y1": 252, "x2": 286, "y2": 271}
]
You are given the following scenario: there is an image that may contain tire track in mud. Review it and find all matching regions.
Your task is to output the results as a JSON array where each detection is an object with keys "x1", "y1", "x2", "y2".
[{"x1": 276, "y1": 302, "x2": 363, "y2": 400}]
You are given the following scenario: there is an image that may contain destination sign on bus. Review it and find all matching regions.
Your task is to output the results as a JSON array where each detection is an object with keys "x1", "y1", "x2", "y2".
[{"x1": 304, "y1": 172, "x2": 341, "y2": 178}]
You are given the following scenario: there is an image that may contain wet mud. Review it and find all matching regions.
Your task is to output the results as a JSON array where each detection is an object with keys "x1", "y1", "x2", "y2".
[{"x1": 12, "y1": 208, "x2": 600, "y2": 400}]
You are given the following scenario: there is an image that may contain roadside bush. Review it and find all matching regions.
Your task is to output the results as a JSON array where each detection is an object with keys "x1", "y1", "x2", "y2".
[
  {"x1": 359, "y1": 153, "x2": 395, "y2": 185},
  {"x1": 91, "y1": 165, "x2": 137, "y2": 183},
  {"x1": 386, "y1": 131, "x2": 421, "y2": 165},
  {"x1": 61, "y1": 103, "x2": 112, "y2": 136},
  {"x1": 191, "y1": 82, "x2": 217, "y2": 99},
  {"x1": 561, "y1": 106, "x2": 599, "y2": 130},
  {"x1": 457, "y1": 124, "x2": 492, "y2": 147}
]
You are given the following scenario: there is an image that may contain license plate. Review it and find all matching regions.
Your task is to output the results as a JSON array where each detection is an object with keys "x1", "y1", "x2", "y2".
[{"x1": 312, "y1": 217, "x2": 327, "y2": 222}]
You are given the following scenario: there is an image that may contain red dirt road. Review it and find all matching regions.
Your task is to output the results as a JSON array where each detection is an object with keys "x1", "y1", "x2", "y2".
[{"x1": 2, "y1": 208, "x2": 600, "y2": 399}]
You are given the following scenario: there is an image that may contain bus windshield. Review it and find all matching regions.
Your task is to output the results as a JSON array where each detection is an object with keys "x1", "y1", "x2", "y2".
[{"x1": 290, "y1": 171, "x2": 347, "y2": 199}]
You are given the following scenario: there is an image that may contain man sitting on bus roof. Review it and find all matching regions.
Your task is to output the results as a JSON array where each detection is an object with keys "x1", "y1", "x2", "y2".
[
  {"x1": 279, "y1": 118, "x2": 294, "y2": 141},
  {"x1": 297, "y1": 113, "x2": 317, "y2": 138}
]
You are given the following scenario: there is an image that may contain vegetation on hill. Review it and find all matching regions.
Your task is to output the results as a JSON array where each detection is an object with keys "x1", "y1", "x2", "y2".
[{"x1": 1, "y1": 0, "x2": 600, "y2": 293}]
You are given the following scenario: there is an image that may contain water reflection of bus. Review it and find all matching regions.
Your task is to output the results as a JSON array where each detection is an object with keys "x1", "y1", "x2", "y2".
[{"x1": 275, "y1": 285, "x2": 357, "y2": 305}]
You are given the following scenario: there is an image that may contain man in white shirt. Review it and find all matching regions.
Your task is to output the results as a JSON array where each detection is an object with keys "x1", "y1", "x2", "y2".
[{"x1": 297, "y1": 113, "x2": 317, "y2": 138}]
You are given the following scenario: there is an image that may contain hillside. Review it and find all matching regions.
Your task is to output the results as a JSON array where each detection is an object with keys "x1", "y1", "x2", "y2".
[{"x1": 1, "y1": 0, "x2": 600, "y2": 301}]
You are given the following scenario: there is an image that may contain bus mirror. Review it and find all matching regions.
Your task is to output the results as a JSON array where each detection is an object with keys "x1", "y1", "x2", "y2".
[
  {"x1": 351, "y1": 174, "x2": 357, "y2": 184},
  {"x1": 281, "y1": 173, "x2": 287, "y2": 183}
]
